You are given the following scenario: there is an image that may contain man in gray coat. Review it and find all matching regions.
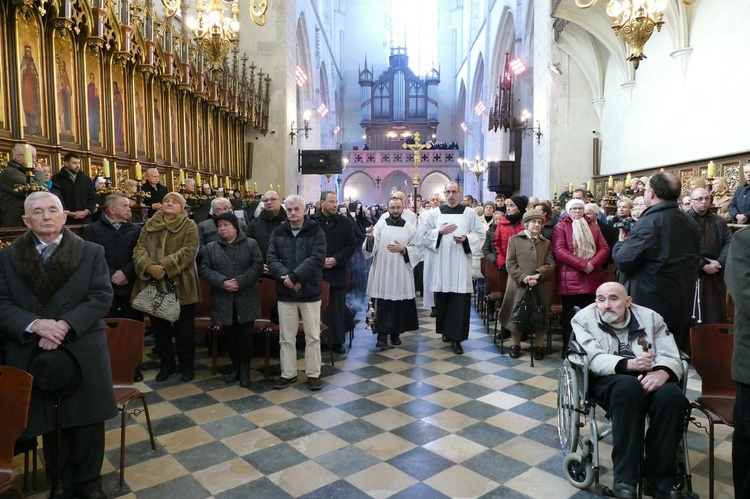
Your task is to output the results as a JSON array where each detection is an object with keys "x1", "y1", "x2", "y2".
[
  {"x1": 0, "y1": 191, "x2": 116, "y2": 498},
  {"x1": 0, "y1": 143, "x2": 46, "y2": 227}
]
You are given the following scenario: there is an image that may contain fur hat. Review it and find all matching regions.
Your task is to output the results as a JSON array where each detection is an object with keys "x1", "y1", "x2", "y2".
[
  {"x1": 215, "y1": 212, "x2": 239, "y2": 232},
  {"x1": 522, "y1": 209, "x2": 546, "y2": 226},
  {"x1": 162, "y1": 192, "x2": 187, "y2": 210},
  {"x1": 510, "y1": 195, "x2": 529, "y2": 213},
  {"x1": 27, "y1": 345, "x2": 82, "y2": 399}
]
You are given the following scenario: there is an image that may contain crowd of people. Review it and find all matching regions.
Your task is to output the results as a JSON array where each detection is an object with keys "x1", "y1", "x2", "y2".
[{"x1": 1, "y1": 144, "x2": 749, "y2": 498}]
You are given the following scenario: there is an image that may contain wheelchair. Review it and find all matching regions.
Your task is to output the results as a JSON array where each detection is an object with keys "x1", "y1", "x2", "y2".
[{"x1": 557, "y1": 339, "x2": 699, "y2": 498}]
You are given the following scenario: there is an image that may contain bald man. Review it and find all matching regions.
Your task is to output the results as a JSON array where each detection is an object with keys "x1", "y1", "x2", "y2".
[
  {"x1": 246, "y1": 190, "x2": 287, "y2": 261},
  {"x1": 570, "y1": 282, "x2": 686, "y2": 499}
]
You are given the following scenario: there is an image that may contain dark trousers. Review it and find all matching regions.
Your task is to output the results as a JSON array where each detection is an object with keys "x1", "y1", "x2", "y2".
[
  {"x1": 435, "y1": 292, "x2": 471, "y2": 341},
  {"x1": 150, "y1": 303, "x2": 196, "y2": 370},
  {"x1": 226, "y1": 317, "x2": 254, "y2": 364},
  {"x1": 43, "y1": 421, "x2": 105, "y2": 496},
  {"x1": 590, "y1": 374, "x2": 688, "y2": 486},
  {"x1": 561, "y1": 294, "x2": 595, "y2": 349},
  {"x1": 734, "y1": 381, "x2": 750, "y2": 498}
]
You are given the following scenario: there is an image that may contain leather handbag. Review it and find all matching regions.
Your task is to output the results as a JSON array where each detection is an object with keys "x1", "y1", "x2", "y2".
[
  {"x1": 510, "y1": 285, "x2": 545, "y2": 331},
  {"x1": 132, "y1": 278, "x2": 181, "y2": 323}
]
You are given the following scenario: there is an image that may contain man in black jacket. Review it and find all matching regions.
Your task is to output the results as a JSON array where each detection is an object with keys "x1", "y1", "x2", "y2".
[
  {"x1": 267, "y1": 195, "x2": 326, "y2": 391},
  {"x1": 142, "y1": 167, "x2": 168, "y2": 217},
  {"x1": 50, "y1": 152, "x2": 96, "y2": 224},
  {"x1": 246, "y1": 190, "x2": 287, "y2": 262},
  {"x1": 313, "y1": 191, "x2": 356, "y2": 354},
  {"x1": 0, "y1": 143, "x2": 46, "y2": 227},
  {"x1": 613, "y1": 172, "x2": 701, "y2": 354}
]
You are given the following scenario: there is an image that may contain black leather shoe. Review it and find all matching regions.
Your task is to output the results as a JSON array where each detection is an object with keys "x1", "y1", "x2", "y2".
[
  {"x1": 451, "y1": 341, "x2": 464, "y2": 354},
  {"x1": 307, "y1": 376, "x2": 322, "y2": 391},
  {"x1": 239, "y1": 363, "x2": 251, "y2": 388},
  {"x1": 155, "y1": 367, "x2": 176, "y2": 382},
  {"x1": 643, "y1": 480, "x2": 681, "y2": 499},
  {"x1": 533, "y1": 347, "x2": 545, "y2": 361},
  {"x1": 429, "y1": 307, "x2": 436, "y2": 318},
  {"x1": 134, "y1": 369, "x2": 144, "y2": 383},
  {"x1": 182, "y1": 367, "x2": 195, "y2": 382},
  {"x1": 332, "y1": 344, "x2": 346, "y2": 354},
  {"x1": 508, "y1": 345, "x2": 521, "y2": 359},
  {"x1": 611, "y1": 480, "x2": 637, "y2": 499},
  {"x1": 390, "y1": 336, "x2": 402, "y2": 346},
  {"x1": 273, "y1": 376, "x2": 298, "y2": 389},
  {"x1": 79, "y1": 490, "x2": 108, "y2": 499},
  {"x1": 224, "y1": 364, "x2": 240, "y2": 383},
  {"x1": 376, "y1": 339, "x2": 388, "y2": 349}
]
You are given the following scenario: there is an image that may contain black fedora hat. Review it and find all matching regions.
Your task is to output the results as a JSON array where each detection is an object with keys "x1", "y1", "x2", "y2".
[{"x1": 27, "y1": 345, "x2": 82, "y2": 399}]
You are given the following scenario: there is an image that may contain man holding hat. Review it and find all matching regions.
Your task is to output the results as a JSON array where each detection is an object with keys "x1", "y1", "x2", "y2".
[{"x1": 0, "y1": 191, "x2": 116, "y2": 499}]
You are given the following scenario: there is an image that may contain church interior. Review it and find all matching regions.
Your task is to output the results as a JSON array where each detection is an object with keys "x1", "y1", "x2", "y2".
[{"x1": 0, "y1": 0, "x2": 746, "y2": 497}]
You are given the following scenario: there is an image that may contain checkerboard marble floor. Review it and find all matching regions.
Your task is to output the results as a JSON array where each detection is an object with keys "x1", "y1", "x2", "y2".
[{"x1": 9, "y1": 300, "x2": 734, "y2": 498}]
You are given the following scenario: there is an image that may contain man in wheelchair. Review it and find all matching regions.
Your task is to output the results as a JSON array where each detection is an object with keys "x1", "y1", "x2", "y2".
[{"x1": 570, "y1": 282, "x2": 688, "y2": 499}]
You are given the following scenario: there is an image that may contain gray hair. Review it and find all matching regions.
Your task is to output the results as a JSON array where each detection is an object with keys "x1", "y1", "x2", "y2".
[
  {"x1": 145, "y1": 167, "x2": 159, "y2": 176},
  {"x1": 104, "y1": 192, "x2": 129, "y2": 209},
  {"x1": 24, "y1": 191, "x2": 63, "y2": 214},
  {"x1": 12, "y1": 143, "x2": 34, "y2": 161},
  {"x1": 185, "y1": 178, "x2": 196, "y2": 187},
  {"x1": 284, "y1": 194, "x2": 306, "y2": 210},
  {"x1": 211, "y1": 197, "x2": 232, "y2": 210}
]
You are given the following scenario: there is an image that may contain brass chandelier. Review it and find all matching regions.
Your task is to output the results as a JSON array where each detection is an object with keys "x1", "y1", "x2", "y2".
[
  {"x1": 458, "y1": 156, "x2": 490, "y2": 182},
  {"x1": 575, "y1": 0, "x2": 696, "y2": 70}
]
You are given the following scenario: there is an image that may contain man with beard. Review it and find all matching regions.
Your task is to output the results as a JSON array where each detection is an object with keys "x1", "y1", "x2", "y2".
[
  {"x1": 686, "y1": 187, "x2": 731, "y2": 325},
  {"x1": 312, "y1": 191, "x2": 356, "y2": 354},
  {"x1": 50, "y1": 152, "x2": 96, "y2": 224},
  {"x1": 570, "y1": 282, "x2": 686, "y2": 499},
  {"x1": 420, "y1": 182, "x2": 485, "y2": 354},
  {"x1": 364, "y1": 196, "x2": 422, "y2": 349}
]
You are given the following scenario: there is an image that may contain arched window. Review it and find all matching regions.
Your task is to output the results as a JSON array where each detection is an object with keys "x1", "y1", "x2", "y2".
[
  {"x1": 408, "y1": 81, "x2": 426, "y2": 117},
  {"x1": 373, "y1": 82, "x2": 390, "y2": 118}
]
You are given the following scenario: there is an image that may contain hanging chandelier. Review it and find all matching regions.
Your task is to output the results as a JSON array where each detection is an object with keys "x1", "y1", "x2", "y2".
[
  {"x1": 458, "y1": 156, "x2": 490, "y2": 182},
  {"x1": 187, "y1": 0, "x2": 269, "y2": 74},
  {"x1": 575, "y1": 0, "x2": 696, "y2": 70}
]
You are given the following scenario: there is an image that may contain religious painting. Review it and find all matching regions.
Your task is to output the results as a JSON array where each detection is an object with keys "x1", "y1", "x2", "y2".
[
  {"x1": 112, "y1": 65, "x2": 129, "y2": 153},
  {"x1": 16, "y1": 10, "x2": 46, "y2": 137},
  {"x1": 196, "y1": 101, "x2": 204, "y2": 169},
  {"x1": 53, "y1": 30, "x2": 77, "y2": 143},
  {"x1": 184, "y1": 97, "x2": 193, "y2": 167},
  {"x1": 153, "y1": 80, "x2": 164, "y2": 161},
  {"x1": 0, "y1": 12, "x2": 7, "y2": 132},
  {"x1": 169, "y1": 87, "x2": 179, "y2": 164},
  {"x1": 85, "y1": 47, "x2": 104, "y2": 148},
  {"x1": 134, "y1": 73, "x2": 147, "y2": 157},
  {"x1": 208, "y1": 110, "x2": 216, "y2": 170}
]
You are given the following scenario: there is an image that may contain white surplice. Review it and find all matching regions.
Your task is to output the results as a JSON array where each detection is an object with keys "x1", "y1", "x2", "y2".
[
  {"x1": 421, "y1": 204, "x2": 485, "y2": 294},
  {"x1": 364, "y1": 218, "x2": 423, "y2": 301}
]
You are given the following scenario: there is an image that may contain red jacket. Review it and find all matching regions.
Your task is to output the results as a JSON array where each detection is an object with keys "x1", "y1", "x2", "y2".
[
  {"x1": 553, "y1": 215, "x2": 609, "y2": 295},
  {"x1": 494, "y1": 217, "x2": 524, "y2": 268}
]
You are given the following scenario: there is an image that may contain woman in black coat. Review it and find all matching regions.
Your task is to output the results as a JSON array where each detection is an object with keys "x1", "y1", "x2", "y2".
[{"x1": 200, "y1": 213, "x2": 263, "y2": 387}]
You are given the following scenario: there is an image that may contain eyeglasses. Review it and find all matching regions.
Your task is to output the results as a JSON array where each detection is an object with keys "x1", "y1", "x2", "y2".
[{"x1": 691, "y1": 196, "x2": 711, "y2": 202}]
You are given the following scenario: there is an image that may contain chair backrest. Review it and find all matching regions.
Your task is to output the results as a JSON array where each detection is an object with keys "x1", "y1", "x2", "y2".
[
  {"x1": 0, "y1": 366, "x2": 33, "y2": 474},
  {"x1": 484, "y1": 261, "x2": 507, "y2": 294},
  {"x1": 105, "y1": 318, "x2": 146, "y2": 387},
  {"x1": 320, "y1": 281, "x2": 330, "y2": 313},
  {"x1": 258, "y1": 278, "x2": 277, "y2": 321},
  {"x1": 690, "y1": 324, "x2": 735, "y2": 398},
  {"x1": 195, "y1": 277, "x2": 213, "y2": 320}
]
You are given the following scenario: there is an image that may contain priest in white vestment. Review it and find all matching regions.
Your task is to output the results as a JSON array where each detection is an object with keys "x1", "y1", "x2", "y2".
[
  {"x1": 422, "y1": 193, "x2": 443, "y2": 315},
  {"x1": 420, "y1": 182, "x2": 485, "y2": 354},
  {"x1": 364, "y1": 197, "x2": 423, "y2": 349}
]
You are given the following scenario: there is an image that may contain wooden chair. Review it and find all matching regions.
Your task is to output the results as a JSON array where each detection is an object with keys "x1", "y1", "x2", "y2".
[
  {"x1": 549, "y1": 293, "x2": 563, "y2": 353},
  {"x1": 105, "y1": 318, "x2": 156, "y2": 486},
  {"x1": 689, "y1": 324, "x2": 735, "y2": 499},
  {"x1": 12, "y1": 438, "x2": 37, "y2": 493},
  {"x1": 484, "y1": 262, "x2": 507, "y2": 339},
  {"x1": 0, "y1": 366, "x2": 34, "y2": 499}
]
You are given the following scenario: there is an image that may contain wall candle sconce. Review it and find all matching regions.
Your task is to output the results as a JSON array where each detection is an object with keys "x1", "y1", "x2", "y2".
[
  {"x1": 290, "y1": 110, "x2": 312, "y2": 145},
  {"x1": 519, "y1": 109, "x2": 543, "y2": 144}
]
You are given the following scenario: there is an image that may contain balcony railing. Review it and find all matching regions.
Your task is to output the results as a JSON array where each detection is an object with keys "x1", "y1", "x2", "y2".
[{"x1": 343, "y1": 149, "x2": 463, "y2": 167}]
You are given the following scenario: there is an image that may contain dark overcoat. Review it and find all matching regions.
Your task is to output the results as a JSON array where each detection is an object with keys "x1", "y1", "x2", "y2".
[
  {"x1": 311, "y1": 212, "x2": 356, "y2": 288},
  {"x1": 0, "y1": 228, "x2": 117, "y2": 438},
  {"x1": 499, "y1": 232, "x2": 556, "y2": 334},
  {"x1": 200, "y1": 231, "x2": 263, "y2": 325},
  {"x1": 82, "y1": 217, "x2": 142, "y2": 297}
]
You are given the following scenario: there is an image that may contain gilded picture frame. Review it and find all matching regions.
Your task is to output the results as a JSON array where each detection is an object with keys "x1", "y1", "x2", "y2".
[
  {"x1": 85, "y1": 46, "x2": 105, "y2": 148},
  {"x1": 16, "y1": 9, "x2": 47, "y2": 138},
  {"x1": 54, "y1": 30, "x2": 78, "y2": 143}
]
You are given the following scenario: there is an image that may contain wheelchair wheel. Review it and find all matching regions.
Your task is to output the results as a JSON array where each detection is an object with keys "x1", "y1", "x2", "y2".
[
  {"x1": 562, "y1": 453, "x2": 594, "y2": 489},
  {"x1": 557, "y1": 362, "x2": 581, "y2": 453}
]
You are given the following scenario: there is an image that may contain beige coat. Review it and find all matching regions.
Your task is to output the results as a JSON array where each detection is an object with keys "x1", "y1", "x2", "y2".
[
  {"x1": 713, "y1": 192, "x2": 732, "y2": 222},
  {"x1": 132, "y1": 210, "x2": 201, "y2": 305},
  {"x1": 499, "y1": 232, "x2": 556, "y2": 334}
]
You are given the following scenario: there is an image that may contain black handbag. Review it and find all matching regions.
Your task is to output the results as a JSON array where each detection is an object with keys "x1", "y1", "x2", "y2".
[{"x1": 510, "y1": 285, "x2": 545, "y2": 331}]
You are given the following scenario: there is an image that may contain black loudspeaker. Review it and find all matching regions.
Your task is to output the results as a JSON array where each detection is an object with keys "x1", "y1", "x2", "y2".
[
  {"x1": 487, "y1": 160, "x2": 517, "y2": 194},
  {"x1": 298, "y1": 149, "x2": 343, "y2": 175}
]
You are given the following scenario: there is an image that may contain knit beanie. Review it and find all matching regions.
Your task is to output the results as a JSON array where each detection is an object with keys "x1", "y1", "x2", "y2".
[
  {"x1": 510, "y1": 195, "x2": 529, "y2": 213},
  {"x1": 215, "y1": 212, "x2": 239, "y2": 232}
]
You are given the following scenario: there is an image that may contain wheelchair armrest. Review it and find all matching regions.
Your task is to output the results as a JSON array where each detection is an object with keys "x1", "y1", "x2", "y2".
[
  {"x1": 679, "y1": 350, "x2": 691, "y2": 364},
  {"x1": 566, "y1": 340, "x2": 587, "y2": 358}
]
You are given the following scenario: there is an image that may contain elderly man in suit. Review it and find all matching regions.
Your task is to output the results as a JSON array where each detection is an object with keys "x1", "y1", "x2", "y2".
[{"x1": 0, "y1": 191, "x2": 116, "y2": 499}]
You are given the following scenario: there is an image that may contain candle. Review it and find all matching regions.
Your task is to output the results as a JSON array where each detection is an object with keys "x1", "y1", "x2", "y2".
[
  {"x1": 195, "y1": 172, "x2": 201, "y2": 185},
  {"x1": 269, "y1": 184, "x2": 273, "y2": 191},
  {"x1": 608, "y1": 176, "x2": 614, "y2": 189},
  {"x1": 553, "y1": 185, "x2": 558, "y2": 195},
  {"x1": 245, "y1": 180, "x2": 250, "y2": 191},
  {"x1": 103, "y1": 159, "x2": 110, "y2": 177},
  {"x1": 587, "y1": 180, "x2": 592, "y2": 193},
  {"x1": 134, "y1": 162, "x2": 142, "y2": 180},
  {"x1": 23, "y1": 145, "x2": 32, "y2": 168},
  {"x1": 625, "y1": 173, "x2": 632, "y2": 185},
  {"x1": 568, "y1": 182, "x2": 573, "y2": 193},
  {"x1": 212, "y1": 175, "x2": 218, "y2": 188},
  {"x1": 179, "y1": 169, "x2": 185, "y2": 184},
  {"x1": 254, "y1": 182, "x2": 257, "y2": 192},
  {"x1": 707, "y1": 161, "x2": 716, "y2": 178},
  {"x1": 277, "y1": 185, "x2": 280, "y2": 193}
]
